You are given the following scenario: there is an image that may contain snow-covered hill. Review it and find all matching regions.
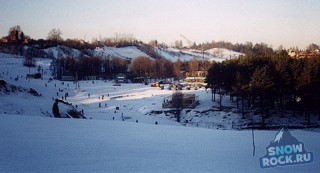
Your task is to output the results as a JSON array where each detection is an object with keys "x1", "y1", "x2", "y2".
[
  {"x1": 28, "y1": 44, "x2": 243, "y2": 62},
  {"x1": 156, "y1": 47, "x2": 244, "y2": 62},
  {"x1": 206, "y1": 48, "x2": 244, "y2": 60},
  {"x1": 92, "y1": 46, "x2": 150, "y2": 60},
  {"x1": 43, "y1": 45, "x2": 83, "y2": 59}
]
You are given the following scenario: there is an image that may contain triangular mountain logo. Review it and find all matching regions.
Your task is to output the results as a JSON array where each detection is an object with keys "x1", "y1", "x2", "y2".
[{"x1": 260, "y1": 126, "x2": 314, "y2": 168}]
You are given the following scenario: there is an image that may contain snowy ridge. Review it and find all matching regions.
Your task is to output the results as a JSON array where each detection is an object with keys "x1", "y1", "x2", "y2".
[
  {"x1": 21, "y1": 44, "x2": 243, "y2": 62},
  {"x1": 206, "y1": 48, "x2": 244, "y2": 59},
  {"x1": 43, "y1": 45, "x2": 83, "y2": 59},
  {"x1": 156, "y1": 47, "x2": 244, "y2": 62},
  {"x1": 92, "y1": 46, "x2": 150, "y2": 59}
]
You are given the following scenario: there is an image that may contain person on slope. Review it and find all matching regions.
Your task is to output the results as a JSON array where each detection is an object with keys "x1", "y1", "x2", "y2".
[{"x1": 52, "y1": 99, "x2": 60, "y2": 118}]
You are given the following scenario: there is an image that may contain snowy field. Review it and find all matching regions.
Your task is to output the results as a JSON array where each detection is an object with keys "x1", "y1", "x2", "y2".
[
  {"x1": 0, "y1": 53, "x2": 319, "y2": 172},
  {"x1": 0, "y1": 114, "x2": 319, "y2": 172}
]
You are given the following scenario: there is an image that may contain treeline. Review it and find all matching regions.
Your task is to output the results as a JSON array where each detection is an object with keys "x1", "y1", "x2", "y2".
[
  {"x1": 206, "y1": 50, "x2": 320, "y2": 127},
  {"x1": 190, "y1": 41, "x2": 274, "y2": 55},
  {"x1": 53, "y1": 56, "x2": 211, "y2": 81},
  {"x1": 2, "y1": 25, "x2": 278, "y2": 59},
  {"x1": 53, "y1": 56, "x2": 129, "y2": 80},
  {"x1": 128, "y1": 56, "x2": 211, "y2": 80}
]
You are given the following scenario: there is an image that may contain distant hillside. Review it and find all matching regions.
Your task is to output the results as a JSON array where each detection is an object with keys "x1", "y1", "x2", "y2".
[
  {"x1": 155, "y1": 47, "x2": 244, "y2": 62},
  {"x1": 1, "y1": 41, "x2": 244, "y2": 62},
  {"x1": 40, "y1": 45, "x2": 84, "y2": 59},
  {"x1": 91, "y1": 46, "x2": 150, "y2": 60}
]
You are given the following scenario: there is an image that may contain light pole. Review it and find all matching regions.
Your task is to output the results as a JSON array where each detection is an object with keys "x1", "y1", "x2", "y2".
[{"x1": 251, "y1": 105, "x2": 255, "y2": 157}]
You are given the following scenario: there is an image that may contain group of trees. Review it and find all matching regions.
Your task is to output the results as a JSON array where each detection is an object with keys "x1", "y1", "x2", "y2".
[
  {"x1": 131, "y1": 56, "x2": 174, "y2": 79},
  {"x1": 206, "y1": 50, "x2": 320, "y2": 127},
  {"x1": 131, "y1": 56, "x2": 211, "y2": 80},
  {"x1": 53, "y1": 56, "x2": 129, "y2": 80},
  {"x1": 53, "y1": 55, "x2": 211, "y2": 81},
  {"x1": 194, "y1": 41, "x2": 275, "y2": 56},
  {"x1": 91, "y1": 33, "x2": 138, "y2": 48}
]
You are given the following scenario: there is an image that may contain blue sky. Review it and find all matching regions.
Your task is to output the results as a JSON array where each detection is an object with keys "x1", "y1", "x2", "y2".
[{"x1": 1, "y1": 0, "x2": 320, "y2": 49}]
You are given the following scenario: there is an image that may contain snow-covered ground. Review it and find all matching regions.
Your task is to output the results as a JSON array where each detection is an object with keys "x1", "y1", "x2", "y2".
[
  {"x1": 0, "y1": 53, "x2": 242, "y2": 129},
  {"x1": 0, "y1": 53, "x2": 319, "y2": 172},
  {"x1": 1, "y1": 53, "x2": 319, "y2": 128},
  {"x1": 0, "y1": 114, "x2": 319, "y2": 172}
]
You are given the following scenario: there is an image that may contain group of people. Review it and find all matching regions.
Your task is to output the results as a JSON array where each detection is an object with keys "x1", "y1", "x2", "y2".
[{"x1": 50, "y1": 82, "x2": 161, "y2": 125}]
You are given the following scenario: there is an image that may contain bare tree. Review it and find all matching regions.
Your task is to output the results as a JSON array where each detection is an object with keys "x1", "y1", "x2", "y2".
[
  {"x1": 188, "y1": 58, "x2": 200, "y2": 77},
  {"x1": 131, "y1": 56, "x2": 152, "y2": 78},
  {"x1": 173, "y1": 58, "x2": 182, "y2": 79},
  {"x1": 172, "y1": 92, "x2": 183, "y2": 122},
  {"x1": 47, "y1": 28, "x2": 63, "y2": 42},
  {"x1": 149, "y1": 39, "x2": 158, "y2": 47}
]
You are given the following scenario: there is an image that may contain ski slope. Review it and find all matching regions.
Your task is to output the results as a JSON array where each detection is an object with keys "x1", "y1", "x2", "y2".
[
  {"x1": 156, "y1": 47, "x2": 244, "y2": 62},
  {"x1": 31, "y1": 44, "x2": 243, "y2": 62},
  {"x1": 0, "y1": 114, "x2": 319, "y2": 173},
  {"x1": 92, "y1": 46, "x2": 150, "y2": 60},
  {"x1": 0, "y1": 53, "x2": 243, "y2": 129},
  {"x1": 43, "y1": 45, "x2": 83, "y2": 59}
]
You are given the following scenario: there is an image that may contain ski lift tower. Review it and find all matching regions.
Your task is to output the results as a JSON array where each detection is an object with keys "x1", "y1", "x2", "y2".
[{"x1": 180, "y1": 34, "x2": 194, "y2": 49}]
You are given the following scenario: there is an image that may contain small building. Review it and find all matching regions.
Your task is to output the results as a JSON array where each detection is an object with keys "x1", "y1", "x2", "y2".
[
  {"x1": 61, "y1": 72, "x2": 75, "y2": 81},
  {"x1": 61, "y1": 75, "x2": 75, "y2": 81},
  {"x1": 185, "y1": 77, "x2": 206, "y2": 84},
  {"x1": 162, "y1": 93, "x2": 199, "y2": 109},
  {"x1": 115, "y1": 73, "x2": 127, "y2": 83},
  {"x1": 83, "y1": 76, "x2": 97, "y2": 80},
  {"x1": 26, "y1": 73, "x2": 42, "y2": 79}
]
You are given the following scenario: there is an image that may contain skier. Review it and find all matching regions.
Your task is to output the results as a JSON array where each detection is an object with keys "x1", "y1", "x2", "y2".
[{"x1": 52, "y1": 100, "x2": 60, "y2": 118}]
